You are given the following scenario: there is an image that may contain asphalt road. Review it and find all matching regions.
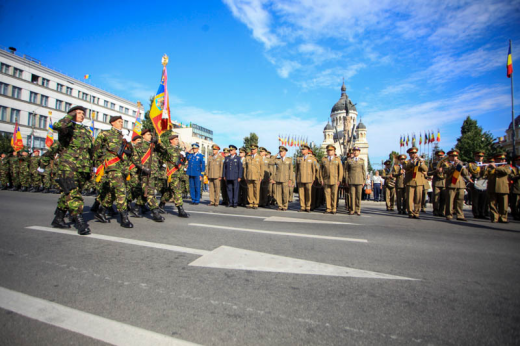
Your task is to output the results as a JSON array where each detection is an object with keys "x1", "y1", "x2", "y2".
[{"x1": 0, "y1": 190, "x2": 519, "y2": 345}]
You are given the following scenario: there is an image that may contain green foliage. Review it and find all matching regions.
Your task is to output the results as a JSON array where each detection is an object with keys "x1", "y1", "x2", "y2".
[
  {"x1": 0, "y1": 133, "x2": 13, "y2": 155},
  {"x1": 455, "y1": 116, "x2": 499, "y2": 162},
  {"x1": 367, "y1": 155, "x2": 373, "y2": 172},
  {"x1": 243, "y1": 133, "x2": 259, "y2": 151}
]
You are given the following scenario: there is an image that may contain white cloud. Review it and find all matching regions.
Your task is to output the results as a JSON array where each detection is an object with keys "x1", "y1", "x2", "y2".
[
  {"x1": 100, "y1": 75, "x2": 157, "y2": 103},
  {"x1": 298, "y1": 63, "x2": 366, "y2": 90},
  {"x1": 380, "y1": 83, "x2": 416, "y2": 96}
]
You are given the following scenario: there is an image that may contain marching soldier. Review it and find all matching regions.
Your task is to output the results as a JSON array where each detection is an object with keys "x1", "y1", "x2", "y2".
[
  {"x1": 320, "y1": 145, "x2": 343, "y2": 214},
  {"x1": 428, "y1": 150, "x2": 448, "y2": 217},
  {"x1": 244, "y1": 144, "x2": 264, "y2": 209},
  {"x1": 270, "y1": 146, "x2": 293, "y2": 211},
  {"x1": 159, "y1": 134, "x2": 189, "y2": 217},
  {"x1": 486, "y1": 153, "x2": 511, "y2": 223},
  {"x1": 0, "y1": 152, "x2": 10, "y2": 189},
  {"x1": 223, "y1": 145, "x2": 243, "y2": 208},
  {"x1": 295, "y1": 144, "x2": 319, "y2": 212},
  {"x1": 186, "y1": 143, "x2": 205, "y2": 205},
  {"x1": 259, "y1": 147, "x2": 271, "y2": 207},
  {"x1": 344, "y1": 147, "x2": 365, "y2": 215},
  {"x1": 9, "y1": 151, "x2": 20, "y2": 191},
  {"x1": 444, "y1": 150, "x2": 472, "y2": 221},
  {"x1": 49, "y1": 105, "x2": 93, "y2": 235},
  {"x1": 395, "y1": 154, "x2": 407, "y2": 214},
  {"x1": 381, "y1": 160, "x2": 397, "y2": 211},
  {"x1": 404, "y1": 147, "x2": 428, "y2": 219},
  {"x1": 29, "y1": 149, "x2": 43, "y2": 192},
  {"x1": 19, "y1": 149, "x2": 31, "y2": 192},
  {"x1": 510, "y1": 155, "x2": 520, "y2": 220},
  {"x1": 131, "y1": 128, "x2": 171, "y2": 222},
  {"x1": 92, "y1": 115, "x2": 133, "y2": 228},
  {"x1": 126, "y1": 135, "x2": 145, "y2": 217},
  {"x1": 467, "y1": 151, "x2": 488, "y2": 219},
  {"x1": 207, "y1": 144, "x2": 224, "y2": 206}
]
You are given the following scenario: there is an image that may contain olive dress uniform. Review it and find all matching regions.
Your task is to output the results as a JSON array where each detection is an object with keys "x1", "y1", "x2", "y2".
[
  {"x1": 395, "y1": 160, "x2": 406, "y2": 214},
  {"x1": 486, "y1": 158, "x2": 512, "y2": 223},
  {"x1": 259, "y1": 152, "x2": 271, "y2": 207},
  {"x1": 510, "y1": 161, "x2": 520, "y2": 220},
  {"x1": 382, "y1": 164, "x2": 398, "y2": 211},
  {"x1": 295, "y1": 153, "x2": 319, "y2": 211},
  {"x1": 270, "y1": 150, "x2": 293, "y2": 210},
  {"x1": 320, "y1": 154, "x2": 343, "y2": 214},
  {"x1": 468, "y1": 158, "x2": 487, "y2": 218},
  {"x1": 428, "y1": 158, "x2": 448, "y2": 216},
  {"x1": 344, "y1": 156, "x2": 365, "y2": 215},
  {"x1": 444, "y1": 161, "x2": 471, "y2": 221},
  {"x1": 207, "y1": 152, "x2": 224, "y2": 206},
  {"x1": 404, "y1": 153, "x2": 428, "y2": 218},
  {"x1": 244, "y1": 151, "x2": 264, "y2": 208}
]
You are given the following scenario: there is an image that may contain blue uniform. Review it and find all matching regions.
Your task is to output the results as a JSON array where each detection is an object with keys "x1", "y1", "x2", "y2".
[
  {"x1": 187, "y1": 152, "x2": 205, "y2": 203},
  {"x1": 223, "y1": 154, "x2": 243, "y2": 206}
]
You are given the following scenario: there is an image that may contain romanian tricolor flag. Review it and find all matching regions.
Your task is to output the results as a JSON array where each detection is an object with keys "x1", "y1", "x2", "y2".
[
  {"x1": 45, "y1": 118, "x2": 54, "y2": 148},
  {"x1": 437, "y1": 129, "x2": 441, "y2": 142},
  {"x1": 89, "y1": 120, "x2": 95, "y2": 138},
  {"x1": 11, "y1": 121, "x2": 24, "y2": 151},
  {"x1": 399, "y1": 136, "x2": 403, "y2": 147},
  {"x1": 419, "y1": 133, "x2": 422, "y2": 145},
  {"x1": 132, "y1": 107, "x2": 142, "y2": 139},
  {"x1": 84, "y1": 74, "x2": 90, "y2": 80},
  {"x1": 507, "y1": 41, "x2": 513, "y2": 78},
  {"x1": 406, "y1": 135, "x2": 409, "y2": 147},
  {"x1": 430, "y1": 131, "x2": 434, "y2": 143},
  {"x1": 149, "y1": 64, "x2": 172, "y2": 137}
]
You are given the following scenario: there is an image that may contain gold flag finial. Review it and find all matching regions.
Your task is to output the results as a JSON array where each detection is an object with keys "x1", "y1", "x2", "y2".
[
  {"x1": 137, "y1": 101, "x2": 142, "y2": 109},
  {"x1": 162, "y1": 54, "x2": 169, "y2": 67}
]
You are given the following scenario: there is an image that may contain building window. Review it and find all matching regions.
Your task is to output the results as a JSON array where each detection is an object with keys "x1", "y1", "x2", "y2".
[
  {"x1": 10, "y1": 108, "x2": 20, "y2": 122},
  {"x1": 11, "y1": 86, "x2": 21, "y2": 99},
  {"x1": 82, "y1": 93, "x2": 89, "y2": 101},
  {"x1": 28, "y1": 112, "x2": 36, "y2": 126},
  {"x1": 124, "y1": 107, "x2": 129, "y2": 114},
  {"x1": 13, "y1": 68, "x2": 23, "y2": 78},
  {"x1": 0, "y1": 82, "x2": 8, "y2": 95},
  {"x1": 124, "y1": 120, "x2": 129, "y2": 128},
  {"x1": 103, "y1": 113, "x2": 108, "y2": 123},
  {"x1": 57, "y1": 83, "x2": 63, "y2": 92},
  {"x1": 28, "y1": 136, "x2": 46, "y2": 150},
  {"x1": 104, "y1": 100, "x2": 109, "y2": 107},
  {"x1": 29, "y1": 92, "x2": 38, "y2": 103},
  {"x1": 65, "y1": 102, "x2": 72, "y2": 112},
  {"x1": 1, "y1": 63, "x2": 11, "y2": 74},
  {"x1": 0, "y1": 106, "x2": 7, "y2": 121},
  {"x1": 132, "y1": 110, "x2": 136, "y2": 116},
  {"x1": 41, "y1": 78, "x2": 50, "y2": 87},
  {"x1": 119, "y1": 106, "x2": 124, "y2": 112},
  {"x1": 55, "y1": 99, "x2": 63, "y2": 110},
  {"x1": 40, "y1": 95, "x2": 49, "y2": 107},
  {"x1": 66, "y1": 87, "x2": 72, "y2": 95},
  {"x1": 39, "y1": 115, "x2": 47, "y2": 129},
  {"x1": 31, "y1": 74, "x2": 39, "y2": 83},
  {"x1": 110, "y1": 103, "x2": 115, "y2": 110}
]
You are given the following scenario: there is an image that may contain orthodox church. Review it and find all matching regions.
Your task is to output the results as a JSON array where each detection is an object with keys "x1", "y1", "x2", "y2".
[{"x1": 321, "y1": 81, "x2": 369, "y2": 171}]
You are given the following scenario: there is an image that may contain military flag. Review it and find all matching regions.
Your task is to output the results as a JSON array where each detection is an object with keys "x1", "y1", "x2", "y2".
[
  {"x1": 437, "y1": 129, "x2": 441, "y2": 142},
  {"x1": 149, "y1": 55, "x2": 172, "y2": 137},
  {"x1": 507, "y1": 40, "x2": 513, "y2": 78},
  {"x1": 89, "y1": 120, "x2": 95, "y2": 138},
  {"x1": 412, "y1": 133, "x2": 416, "y2": 147},
  {"x1": 419, "y1": 133, "x2": 422, "y2": 145},
  {"x1": 132, "y1": 102, "x2": 142, "y2": 139},
  {"x1": 406, "y1": 135, "x2": 409, "y2": 147},
  {"x1": 84, "y1": 74, "x2": 90, "y2": 80},
  {"x1": 11, "y1": 121, "x2": 24, "y2": 151},
  {"x1": 45, "y1": 117, "x2": 54, "y2": 148}
]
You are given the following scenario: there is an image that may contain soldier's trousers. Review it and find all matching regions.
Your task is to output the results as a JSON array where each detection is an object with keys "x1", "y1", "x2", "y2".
[
  {"x1": 396, "y1": 188, "x2": 405, "y2": 212},
  {"x1": 385, "y1": 187, "x2": 395, "y2": 210},
  {"x1": 298, "y1": 182, "x2": 312, "y2": 211},
  {"x1": 510, "y1": 193, "x2": 520, "y2": 219},
  {"x1": 324, "y1": 184, "x2": 339, "y2": 212},
  {"x1": 471, "y1": 187, "x2": 487, "y2": 217},
  {"x1": 488, "y1": 192, "x2": 508, "y2": 222},
  {"x1": 275, "y1": 182, "x2": 289, "y2": 209},
  {"x1": 349, "y1": 184, "x2": 363, "y2": 214},
  {"x1": 57, "y1": 171, "x2": 89, "y2": 215},
  {"x1": 20, "y1": 170, "x2": 31, "y2": 187},
  {"x1": 101, "y1": 171, "x2": 127, "y2": 211},
  {"x1": 161, "y1": 176, "x2": 184, "y2": 206},
  {"x1": 239, "y1": 180, "x2": 248, "y2": 206},
  {"x1": 142, "y1": 177, "x2": 160, "y2": 210},
  {"x1": 10, "y1": 169, "x2": 20, "y2": 187},
  {"x1": 226, "y1": 179, "x2": 240, "y2": 206},
  {"x1": 406, "y1": 185, "x2": 423, "y2": 217},
  {"x1": 221, "y1": 179, "x2": 229, "y2": 205},
  {"x1": 446, "y1": 188, "x2": 465, "y2": 219},
  {"x1": 189, "y1": 176, "x2": 201, "y2": 203},
  {"x1": 422, "y1": 187, "x2": 428, "y2": 209},
  {"x1": 247, "y1": 180, "x2": 261, "y2": 207},
  {"x1": 0, "y1": 171, "x2": 9, "y2": 186},
  {"x1": 31, "y1": 173, "x2": 42, "y2": 187},
  {"x1": 433, "y1": 186, "x2": 446, "y2": 216},
  {"x1": 259, "y1": 181, "x2": 269, "y2": 206},
  {"x1": 208, "y1": 178, "x2": 221, "y2": 205}
]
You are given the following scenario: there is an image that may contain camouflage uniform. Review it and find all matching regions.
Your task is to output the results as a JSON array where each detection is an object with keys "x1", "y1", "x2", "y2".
[
  {"x1": 127, "y1": 160, "x2": 145, "y2": 206},
  {"x1": 160, "y1": 144, "x2": 185, "y2": 207},
  {"x1": 19, "y1": 153, "x2": 32, "y2": 189},
  {"x1": 0, "y1": 155, "x2": 10, "y2": 188},
  {"x1": 40, "y1": 142, "x2": 61, "y2": 191},
  {"x1": 181, "y1": 169, "x2": 189, "y2": 197},
  {"x1": 30, "y1": 155, "x2": 43, "y2": 189},
  {"x1": 10, "y1": 154, "x2": 20, "y2": 188}
]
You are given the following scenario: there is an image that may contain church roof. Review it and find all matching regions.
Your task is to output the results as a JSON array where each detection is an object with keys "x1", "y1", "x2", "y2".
[
  {"x1": 357, "y1": 121, "x2": 366, "y2": 130},
  {"x1": 508, "y1": 115, "x2": 520, "y2": 130},
  {"x1": 331, "y1": 82, "x2": 357, "y2": 113},
  {"x1": 324, "y1": 121, "x2": 333, "y2": 131}
]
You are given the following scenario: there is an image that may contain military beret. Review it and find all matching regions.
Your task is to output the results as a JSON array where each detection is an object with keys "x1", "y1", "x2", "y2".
[
  {"x1": 168, "y1": 134, "x2": 179, "y2": 140},
  {"x1": 229, "y1": 145, "x2": 237, "y2": 150},
  {"x1": 398, "y1": 154, "x2": 407, "y2": 160},
  {"x1": 474, "y1": 151, "x2": 485, "y2": 157},
  {"x1": 132, "y1": 135, "x2": 142, "y2": 141},
  {"x1": 494, "y1": 153, "x2": 506, "y2": 160},
  {"x1": 67, "y1": 105, "x2": 87, "y2": 115},
  {"x1": 301, "y1": 144, "x2": 311, "y2": 150},
  {"x1": 352, "y1": 146, "x2": 361, "y2": 151},
  {"x1": 326, "y1": 144, "x2": 335, "y2": 151},
  {"x1": 212, "y1": 144, "x2": 220, "y2": 150},
  {"x1": 384, "y1": 160, "x2": 391, "y2": 165},
  {"x1": 109, "y1": 115, "x2": 122, "y2": 123},
  {"x1": 141, "y1": 129, "x2": 151, "y2": 136},
  {"x1": 239, "y1": 148, "x2": 245, "y2": 153},
  {"x1": 259, "y1": 147, "x2": 267, "y2": 152},
  {"x1": 192, "y1": 143, "x2": 200, "y2": 149},
  {"x1": 250, "y1": 144, "x2": 258, "y2": 149},
  {"x1": 279, "y1": 146, "x2": 288, "y2": 152},
  {"x1": 406, "y1": 147, "x2": 418, "y2": 154},
  {"x1": 435, "y1": 150, "x2": 445, "y2": 156},
  {"x1": 447, "y1": 150, "x2": 459, "y2": 156},
  {"x1": 223, "y1": 148, "x2": 230, "y2": 153}
]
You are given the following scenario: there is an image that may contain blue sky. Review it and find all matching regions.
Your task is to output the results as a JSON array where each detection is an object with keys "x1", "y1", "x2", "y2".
[{"x1": 1, "y1": 0, "x2": 519, "y2": 167}]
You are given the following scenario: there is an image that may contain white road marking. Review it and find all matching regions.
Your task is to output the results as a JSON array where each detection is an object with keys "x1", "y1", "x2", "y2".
[
  {"x1": 187, "y1": 211, "x2": 266, "y2": 219},
  {"x1": 188, "y1": 223, "x2": 367, "y2": 243},
  {"x1": 0, "y1": 286, "x2": 201, "y2": 346},
  {"x1": 189, "y1": 246, "x2": 418, "y2": 280},
  {"x1": 25, "y1": 226, "x2": 208, "y2": 256},
  {"x1": 264, "y1": 216, "x2": 360, "y2": 225}
]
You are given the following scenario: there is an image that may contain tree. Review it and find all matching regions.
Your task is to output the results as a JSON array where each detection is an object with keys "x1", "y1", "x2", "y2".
[
  {"x1": 243, "y1": 133, "x2": 259, "y2": 151},
  {"x1": 0, "y1": 133, "x2": 13, "y2": 154},
  {"x1": 455, "y1": 116, "x2": 498, "y2": 162},
  {"x1": 367, "y1": 155, "x2": 373, "y2": 173},
  {"x1": 388, "y1": 151, "x2": 399, "y2": 162}
]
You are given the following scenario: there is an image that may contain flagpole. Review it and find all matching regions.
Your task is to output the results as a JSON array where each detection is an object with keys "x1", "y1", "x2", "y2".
[{"x1": 511, "y1": 40, "x2": 516, "y2": 158}]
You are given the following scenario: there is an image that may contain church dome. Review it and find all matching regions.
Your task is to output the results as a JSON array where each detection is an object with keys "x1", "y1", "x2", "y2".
[
  {"x1": 324, "y1": 122, "x2": 333, "y2": 131},
  {"x1": 357, "y1": 121, "x2": 366, "y2": 130},
  {"x1": 331, "y1": 82, "x2": 357, "y2": 113}
]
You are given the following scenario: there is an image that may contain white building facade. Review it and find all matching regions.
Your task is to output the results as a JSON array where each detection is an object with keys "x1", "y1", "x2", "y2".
[
  {"x1": 172, "y1": 121, "x2": 215, "y2": 162},
  {"x1": 0, "y1": 47, "x2": 141, "y2": 152}
]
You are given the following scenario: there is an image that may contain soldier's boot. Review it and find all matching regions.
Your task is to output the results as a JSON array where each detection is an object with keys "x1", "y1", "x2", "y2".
[
  {"x1": 1, "y1": 185, "x2": 8, "y2": 190},
  {"x1": 119, "y1": 210, "x2": 134, "y2": 228},
  {"x1": 177, "y1": 205, "x2": 189, "y2": 218},
  {"x1": 20, "y1": 187, "x2": 28, "y2": 192},
  {"x1": 51, "y1": 208, "x2": 71, "y2": 229},
  {"x1": 158, "y1": 201, "x2": 166, "y2": 214},
  {"x1": 42, "y1": 188, "x2": 50, "y2": 193},
  {"x1": 30, "y1": 186, "x2": 38, "y2": 193},
  {"x1": 90, "y1": 200, "x2": 100, "y2": 213},
  {"x1": 107, "y1": 205, "x2": 118, "y2": 216},
  {"x1": 73, "y1": 214, "x2": 91, "y2": 235},
  {"x1": 151, "y1": 208, "x2": 164, "y2": 222},
  {"x1": 128, "y1": 203, "x2": 142, "y2": 218},
  {"x1": 141, "y1": 204, "x2": 151, "y2": 214},
  {"x1": 94, "y1": 206, "x2": 110, "y2": 223}
]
